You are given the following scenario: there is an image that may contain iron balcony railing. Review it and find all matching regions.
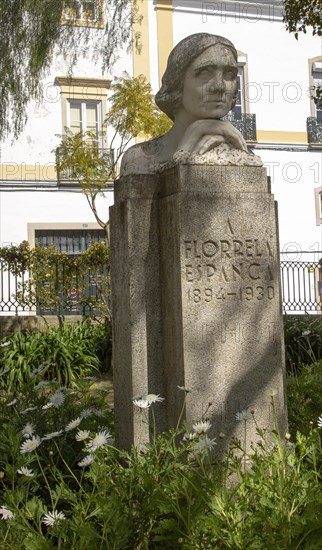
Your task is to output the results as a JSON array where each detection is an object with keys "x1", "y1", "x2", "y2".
[
  {"x1": 2, "y1": 252, "x2": 322, "y2": 316},
  {"x1": 55, "y1": 146, "x2": 115, "y2": 185},
  {"x1": 306, "y1": 117, "x2": 322, "y2": 145},
  {"x1": 224, "y1": 113, "x2": 257, "y2": 142}
]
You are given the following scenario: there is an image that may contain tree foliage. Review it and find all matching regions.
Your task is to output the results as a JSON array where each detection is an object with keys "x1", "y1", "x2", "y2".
[
  {"x1": 0, "y1": 0, "x2": 138, "y2": 140},
  {"x1": 0, "y1": 241, "x2": 110, "y2": 319},
  {"x1": 55, "y1": 74, "x2": 172, "y2": 241},
  {"x1": 283, "y1": 0, "x2": 322, "y2": 38},
  {"x1": 283, "y1": 0, "x2": 322, "y2": 102}
]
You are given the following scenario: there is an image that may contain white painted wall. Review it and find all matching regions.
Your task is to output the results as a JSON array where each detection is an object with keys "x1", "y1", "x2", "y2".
[
  {"x1": 259, "y1": 149, "x2": 322, "y2": 254},
  {"x1": 0, "y1": 189, "x2": 113, "y2": 246},
  {"x1": 170, "y1": 2, "x2": 320, "y2": 133}
]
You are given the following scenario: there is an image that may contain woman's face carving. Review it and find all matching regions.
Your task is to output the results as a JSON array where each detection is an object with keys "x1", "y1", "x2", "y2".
[{"x1": 180, "y1": 44, "x2": 238, "y2": 122}]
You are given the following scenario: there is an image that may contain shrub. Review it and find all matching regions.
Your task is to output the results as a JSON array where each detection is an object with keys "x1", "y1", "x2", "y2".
[
  {"x1": 284, "y1": 316, "x2": 322, "y2": 374},
  {"x1": 0, "y1": 322, "x2": 111, "y2": 391},
  {"x1": 287, "y1": 358, "x2": 322, "y2": 436}
]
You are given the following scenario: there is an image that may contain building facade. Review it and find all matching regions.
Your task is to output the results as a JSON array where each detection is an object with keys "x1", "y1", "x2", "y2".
[{"x1": 0, "y1": 0, "x2": 321, "y2": 313}]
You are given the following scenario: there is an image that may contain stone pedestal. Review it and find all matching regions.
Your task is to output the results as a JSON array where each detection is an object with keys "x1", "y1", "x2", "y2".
[{"x1": 110, "y1": 163, "x2": 287, "y2": 452}]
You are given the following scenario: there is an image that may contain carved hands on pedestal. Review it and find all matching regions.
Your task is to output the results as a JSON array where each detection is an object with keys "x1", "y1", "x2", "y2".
[{"x1": 177, "y1": 119, "x2": 248, "y2": 155}]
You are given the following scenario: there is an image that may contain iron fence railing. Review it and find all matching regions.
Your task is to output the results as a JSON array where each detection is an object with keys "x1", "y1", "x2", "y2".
[
  {"x1": 280, "y1": 252, "x2": 322, "y2": 314},
  {"x1": 1, "y1": 252, "x2": 322, "y2": 316},
  {"x1": 0, "y1": 257, "x2": 108, "y2": 316}
]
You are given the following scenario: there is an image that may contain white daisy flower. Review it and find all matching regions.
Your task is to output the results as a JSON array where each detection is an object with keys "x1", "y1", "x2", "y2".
[
  {"x1": 87, "y1": 430, "x2": 111, "y2": 451},
  {"x1": 0, "y1": 507, "x2": 14, "y2": 520},
  {"x1": 78, "y1": 455, "x2": 95, "y2": 467},
  {"x1": 79, "y1": 408, "x2": 94, "y2": 418},
  {"x1": 0, "y1": 340, "x2": 10, "y2": 347},
  {"x1": 133, "y1": 398, "x2": 151, "y2": 409},
  {"x1": 20, "y1": 435, "x2": 41, "y2": 454},
  {"x1": 235, "y1": 409, "x2": 253, "y2": 422},
  {"x1": 49, "y1": 391, "x2": 65, "y2": 408},
  {"x1": 145, "y1": 394, "x2": 165, "y2": 404},
  {"x1": 75, "y1": 429, "x2": 90, "y2": 441},
  {"x1": 30, "y1": 362, "x2": 49, "y2": 380},
  {"x1": 317, "y1": 415, "x2": 322, "y2": 429},
  {"x1": 6, "y1": 399, "x2": 17, "y2": 407},
  {"x1": 22, "y1": 422, "x2": 35, "y2": 438},
  {"x1": 42, "y1": 431, "x2": 64, "y2": 440},
  {"x1": 192, "y1": 420, "x2": 212, "y2": 434},
  {"x1": 194, "y1": 435, "x2": 217, "y2": 454},
  {"x1": 182, "y1": 432, "x2": 197, "y2": 441},
  {"x1": 42, "y1": 510, "x2": 66, "y2": 527},
  {"x1": 21, "y1": 406, "x2": 37, "y2": 414},
  {"x1": 17, "y1": 466, "x2": 34, "y2": 477},
  {"x1": 93, "y1": 408, "x2": 104, "y2": 417},
  {"x1": 42, "y1": 403, "x2": 54, "y2": 410},
  {"x1": 65, "y1": 417, "x2": 82, "y2": 432},
  {"x1": 301, "y1": 330, "x2": 311, "y2": 337}
]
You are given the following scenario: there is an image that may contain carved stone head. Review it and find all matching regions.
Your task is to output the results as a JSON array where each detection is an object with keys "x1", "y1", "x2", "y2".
[{"x1": 155, "y1": 33, "x2": 238, "y2": 121}]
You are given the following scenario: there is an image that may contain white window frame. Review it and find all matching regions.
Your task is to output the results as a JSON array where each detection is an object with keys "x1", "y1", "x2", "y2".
[
  {"x1": 66, "y1": 99, "x2": 103, "y2": 147},
  {"x1": 312, "y1": 62, "x2": 322, "y2": 122},
  {"x1": 63, "y1": 0, "x2": 101, "y2": 23},
  {"x1": 229, "y1": 53, "x2": 249, "y2": 118},
  {"x1": 232, "y1": 66, "x2": 246, "y2": 118},
  {"x1": 309, "y1": 57, "x2": 322, "y2": 120},
  {"x1": 314, "y1": 187, "x2": 322, "y2": 225}
]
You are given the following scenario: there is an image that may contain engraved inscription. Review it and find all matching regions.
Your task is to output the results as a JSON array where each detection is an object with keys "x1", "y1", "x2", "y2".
[
  {"x1": 188, "y1": 285, "x2": 275, "y2": 303},
  {"x1": 183, "y1": 219, "x2": 277, "y2": 303}
]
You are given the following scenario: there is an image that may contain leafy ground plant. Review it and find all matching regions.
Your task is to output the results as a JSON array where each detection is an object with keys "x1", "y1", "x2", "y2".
[
  {"x1": 0, "y1": 321, "x2": 111, "y2": 391},
  {"x1": 0, "y1": 367, "x2": 321, "y2": 549},
  {"x1": 284, "y1": 315, "x2": 322, "y2": 374}
]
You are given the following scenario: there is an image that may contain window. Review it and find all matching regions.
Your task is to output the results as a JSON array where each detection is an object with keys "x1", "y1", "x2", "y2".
[
  {"x1": 309, "y1": 57, "x2": 322, "y2": 120},
  {"x1": 35, "y1": 228, "x2": 105, "y2": 254},
  {"x1": 63, "y1": 0, "x2": 103, "y2": 25},
  {"x1": 28, "y1": 224, "x2": 106, "y2": 315},
  {"x1": 55, "y1": 77, "x2": 111, "y2": 141},
  {"x1": 67, "y1": 99, "x2": 102, "y2": 146},
  {"x1": 314, "y1": 187, "x2": 322, "y2": 225},
  {"x1": 224, "y1": 53, "x2": 256, "y2": 142},
  {"x1": 312, "y1": 62, "x2": 322, "y2": 122},
  {"x1": 232, "y1": 66, "x2": 246, "y2": 118}
]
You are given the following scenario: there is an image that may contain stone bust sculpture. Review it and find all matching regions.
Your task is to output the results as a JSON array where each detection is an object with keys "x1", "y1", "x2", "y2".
[{"x1": 121, "y1": 33, "x2": 261, "y2": 176}]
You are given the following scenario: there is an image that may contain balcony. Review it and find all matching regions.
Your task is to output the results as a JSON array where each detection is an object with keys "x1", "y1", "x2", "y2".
[
  {"x1": 55, "y1": 146, "x2": 115, "y2": 186},
  {"x1": 223, "y1": 113, "x2": 257, "y2": 143},
  {"x1": 307, "y1": 117, "x2": 322, "y2": 146}
]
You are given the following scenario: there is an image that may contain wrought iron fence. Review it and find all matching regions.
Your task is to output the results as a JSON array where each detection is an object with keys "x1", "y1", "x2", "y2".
[
  {"x1": 280, "y1": 252, "x2": 322, "y2": 314},
  {"x1": 0, "y1": 257, "x2": 108, "y2": 316},
  {"x1": 1, "y1": 252, "x2": 322, "y2": 316}
]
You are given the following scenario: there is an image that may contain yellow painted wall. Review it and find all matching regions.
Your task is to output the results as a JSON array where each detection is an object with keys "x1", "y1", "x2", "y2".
[
  {"x1": 0, "y1": 164, "x2": 57, "y2": 181},
  {"x1": 155, "y1": 0, "x2": 174, "y2": 86}
]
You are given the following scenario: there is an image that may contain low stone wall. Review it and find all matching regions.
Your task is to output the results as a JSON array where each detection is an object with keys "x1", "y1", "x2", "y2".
[
  {"x1": 0, "y1": 315, "x2": 89, "y2": 338},
  {"x1": 1, "y1": 314, "x2": 320, "y2": 340}
]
